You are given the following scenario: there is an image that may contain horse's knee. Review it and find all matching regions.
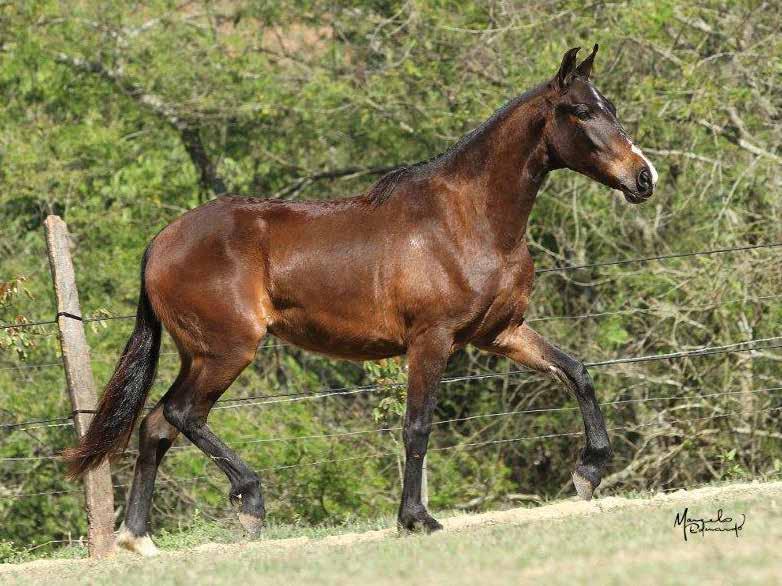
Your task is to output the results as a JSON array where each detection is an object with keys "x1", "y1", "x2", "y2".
[{"x1": 403, "y1": 418, "x2": 432, "y2": 455}]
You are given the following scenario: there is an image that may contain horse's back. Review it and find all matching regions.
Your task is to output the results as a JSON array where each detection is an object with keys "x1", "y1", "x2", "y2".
[
  {"x1": 259, "y1": 194, "x2": 438, "y2": 357},
  {"x1": 143, "y1": 192, "x2": 524, "y2": 359},
  {"x1": 143, "y1": 195, "x2": 412, "y2": 358}
]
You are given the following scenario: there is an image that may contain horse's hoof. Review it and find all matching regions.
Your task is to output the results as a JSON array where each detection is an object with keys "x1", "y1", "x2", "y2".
[
  {"x1": 116, "y1": 527, "x2": 160, "y2": 557},
  {"x1": 572, "y1": 470, "x2": 595, "y2": 501},
  {"x1": 421, "y1": 516, "x2": 444, "y2": 534},
  {"x1": 398, "y1": 512, "x2": 443, "y2": 535},
  {"x1": 238, "y1": 512, "x2": 265, "y2": 536}
]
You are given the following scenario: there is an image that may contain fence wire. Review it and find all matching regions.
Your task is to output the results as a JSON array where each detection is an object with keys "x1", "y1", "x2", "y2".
[
  {"x1": 4, "y1": 404, "x2": 782, "y2": 503},
  {"x1": 2, "y1": 335, "x2": 780, "y2": 432},
  {"x1": 2, "y1": 240, "x2": 780, "y2": 331},
  {"x1": 1, "y1": 385, "x2": 780, "y2": 499},
  {"x1": 1, "y1": 240, "x2": 780, "y2": 549}
]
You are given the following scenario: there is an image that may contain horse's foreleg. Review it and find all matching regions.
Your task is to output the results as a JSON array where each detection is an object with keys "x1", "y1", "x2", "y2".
[
  {"x1": 162, "y1": 351, "x2": 266, "y2": 534},
  {"x1": 398, "y1": 329, "x2": 451, "y2": 533},
  {"x1": 478, "y1": 323, "x2": 612, "y2": 500}
]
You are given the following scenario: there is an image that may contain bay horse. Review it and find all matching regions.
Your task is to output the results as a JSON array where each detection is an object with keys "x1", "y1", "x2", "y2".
[{"x1": 64, "y1": 45, "x2": 657, "y2": 556}]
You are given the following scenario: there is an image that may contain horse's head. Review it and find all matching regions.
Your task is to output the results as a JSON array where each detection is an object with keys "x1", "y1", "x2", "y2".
[{"x1": 545, "y1": 45, "x2": 657, "y2": 203}]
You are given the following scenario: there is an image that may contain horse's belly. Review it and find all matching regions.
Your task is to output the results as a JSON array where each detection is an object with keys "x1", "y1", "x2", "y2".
[{"x1": 268, "y1": 307, "x2": 406, "y2": 360}]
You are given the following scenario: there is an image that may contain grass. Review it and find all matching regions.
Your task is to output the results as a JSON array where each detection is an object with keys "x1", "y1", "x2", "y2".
[
  {"x1": 0, "y1": 511, "x2": 400, "y2": 564},
  {"x1": 153, "y1": 511, "x2": 398, "y2": 549},
  {"x1": 2, "y1": 482, "x2": 780, "y2": 585}
]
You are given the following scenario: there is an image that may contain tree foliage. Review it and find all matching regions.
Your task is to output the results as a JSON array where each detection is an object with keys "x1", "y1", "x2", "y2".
[{"x1": 1, "y1": 0, "x2": 780, "y2": 550}]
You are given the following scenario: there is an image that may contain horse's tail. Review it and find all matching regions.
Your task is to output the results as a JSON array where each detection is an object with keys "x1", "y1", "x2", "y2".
[{"x1": 62, "y1": 245, "x2": 161, "y2": 478}]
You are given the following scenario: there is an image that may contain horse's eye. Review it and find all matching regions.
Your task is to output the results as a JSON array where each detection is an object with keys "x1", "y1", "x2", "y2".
[{"x1": 573, "y1": 105, "x2": 592, "y2": 120}]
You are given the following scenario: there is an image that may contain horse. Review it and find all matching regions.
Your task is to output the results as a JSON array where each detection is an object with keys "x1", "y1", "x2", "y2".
[{"x1": 63, "y1": 44, "x2": 657, "y2": 556}]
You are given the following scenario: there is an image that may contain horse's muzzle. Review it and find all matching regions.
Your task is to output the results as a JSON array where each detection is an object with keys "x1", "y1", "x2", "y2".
[
  {"x1": 622, "y1": 166, "x2": 654, "y2": 204},
  {"x1": 636, "y1": 168, "x2": 653, "y2": 196}
]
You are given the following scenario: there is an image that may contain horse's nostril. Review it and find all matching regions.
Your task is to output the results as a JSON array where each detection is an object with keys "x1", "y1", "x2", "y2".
[{"x1": 637, "y1": 168, "x2": 652, "y2": 194}]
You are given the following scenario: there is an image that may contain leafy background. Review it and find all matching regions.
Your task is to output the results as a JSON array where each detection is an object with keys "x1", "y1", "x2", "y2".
[{"x1": 1, "y1": 0, "x2": 780, "y2": 551}]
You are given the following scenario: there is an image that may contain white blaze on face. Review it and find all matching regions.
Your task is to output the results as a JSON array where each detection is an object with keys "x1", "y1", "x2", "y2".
[{"x1": 630, "y1": 143, "x2": 658, "y2": 186}]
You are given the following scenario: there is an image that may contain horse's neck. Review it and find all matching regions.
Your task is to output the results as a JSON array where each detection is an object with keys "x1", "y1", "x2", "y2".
[{"x1": 442, "y1": 98, "x2": 550, "y2": 250}]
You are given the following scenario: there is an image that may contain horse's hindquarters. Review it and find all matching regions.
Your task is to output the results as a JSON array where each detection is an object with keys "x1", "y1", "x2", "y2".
[{"x1": 144, "y1": 198, "x2": 269, "y2": 356}]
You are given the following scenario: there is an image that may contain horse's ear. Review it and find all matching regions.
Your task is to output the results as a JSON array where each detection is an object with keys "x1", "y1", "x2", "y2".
[
  {"x1": 575, "y1": 43, "x2": 599, "y2": 79},
  {"x1": 555, "y1": 47, "x2": 580, "y2": 92}
]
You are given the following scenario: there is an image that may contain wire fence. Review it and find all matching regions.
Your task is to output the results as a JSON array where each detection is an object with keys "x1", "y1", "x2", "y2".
[
  {"x1": 2, "y1": 334, "x2": 781, "y2": 432},
  {"x1": 4, "y1": 402, "x2": 780, "y2": 503},
  {"x1": 1, "y1": 240, "x2": 781, "y2": 553},
  {"x1": 4, "y1": 383, "x2": 781, "y2": 462},
  {"x1": 1, "y1": 376, "x2": 779, "y2": 513},
  {"x1": 2, "y1": 240, "x2": 780, "y2": 331}
]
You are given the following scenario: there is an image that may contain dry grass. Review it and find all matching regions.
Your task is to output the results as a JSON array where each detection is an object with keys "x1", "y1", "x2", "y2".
[{"x1": 2, "y1": 480, "x2": 780, "y2": 585}]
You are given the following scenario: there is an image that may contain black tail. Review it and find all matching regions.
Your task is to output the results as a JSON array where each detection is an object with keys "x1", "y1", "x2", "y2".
[{"x1": 63, "y1": 246, "x2": 161, "y2": 478}]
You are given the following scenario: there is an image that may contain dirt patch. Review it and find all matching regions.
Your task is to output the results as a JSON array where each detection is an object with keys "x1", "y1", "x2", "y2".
[{"x1": 2, "y1": 480, "x2": 780, "y2": 580}]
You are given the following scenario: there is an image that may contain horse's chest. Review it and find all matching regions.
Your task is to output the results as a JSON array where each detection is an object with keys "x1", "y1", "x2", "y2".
[{"x1": 460, "y1": 252, "x2": 535, "y2": 342}]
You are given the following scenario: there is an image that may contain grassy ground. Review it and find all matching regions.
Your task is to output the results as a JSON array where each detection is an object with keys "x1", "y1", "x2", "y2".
[{"x1": 2, "y1": 481, "x2": 780, "y2": 585}]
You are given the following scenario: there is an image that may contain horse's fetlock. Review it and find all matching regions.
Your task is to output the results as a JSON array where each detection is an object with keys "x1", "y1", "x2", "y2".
[
  {"x1": 402, "y1": 503, "x2": 426, "y2": 516},
  {"x1": 230, "y1": 474, "x2": 264, "y2": 512},
  {"x1": 231, "y1": 480, "x2": 259, "y2": 499},
  {"x1": 574, "y1": 462, "x2": 601, "y2": 488},
  {"x1": 581, "y1": 444, "x2": 612, "y2": 468}
]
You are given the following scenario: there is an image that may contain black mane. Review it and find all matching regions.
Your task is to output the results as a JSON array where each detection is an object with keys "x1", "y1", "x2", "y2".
[
  {"x1": 365, "y1": 82, "x2": 548, "y2": 206},
  {"x1": 366, "y1": 160, "x2": 432, "y2": 205}
]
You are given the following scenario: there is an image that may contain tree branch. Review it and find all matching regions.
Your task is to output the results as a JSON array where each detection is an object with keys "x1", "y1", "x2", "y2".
[
  {"x1": 272, "y1": 165, "x2": 400, "y2": 199},
  {"x1": 54, "y1": 52, "x2": 226, "y2": 196},
  {"x1": 698, "y1": 117, "x2": 781, "y2": 163},
  {"x1": 645, "y1": 148, "x2": 719, "y2": 166},
  {"x1": 180, "y1": 127, "x2": 227, "y2": 195}
]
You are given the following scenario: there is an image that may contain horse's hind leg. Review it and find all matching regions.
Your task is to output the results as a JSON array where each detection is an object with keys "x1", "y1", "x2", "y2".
[
  {"x1": 162, "y1": 346, "x2": 266, "y2": 533},
  {"x1": 117, "y1": 405, "x2": 178, "y2": 556},
  {"x1": 117, "y1": 361, "x2": 189, "y2": 556}
]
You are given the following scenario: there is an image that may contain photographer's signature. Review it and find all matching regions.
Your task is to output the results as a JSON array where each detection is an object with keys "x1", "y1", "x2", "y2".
[{"x1": 674, "y1": 508, "x2": 746, "y2": 541}]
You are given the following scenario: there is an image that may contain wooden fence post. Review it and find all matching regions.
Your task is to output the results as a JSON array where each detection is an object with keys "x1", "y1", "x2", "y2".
[
  {"x1": 421, "y1": 455, "x2": 429, "y2": 509},
  {"x1": 44, "y1": 215, "x2": 115, "y2": 558}
]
